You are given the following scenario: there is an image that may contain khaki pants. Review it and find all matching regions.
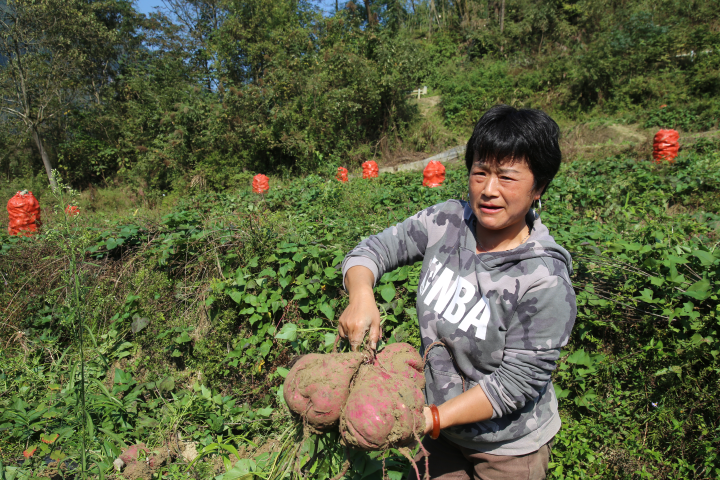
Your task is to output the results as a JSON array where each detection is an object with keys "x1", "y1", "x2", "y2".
[{"x1": 406, "y1": 435, "x2": 553, "y2": 480}]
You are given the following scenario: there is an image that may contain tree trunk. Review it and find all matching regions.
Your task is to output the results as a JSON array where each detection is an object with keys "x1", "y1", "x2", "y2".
[
  {"x1": 363, "y1": 0, "x2": 372, "y2": 25},
  {"x1": 500, "y1": 0, "x2": 505, "y2": 33},
  {"x1": 429, "y1": 0, "x2": 438, "y2": 34},
  {"x1": 10, "y1": 38, "x2": 57, "y2": 191},
  {"x1": 455, "y1": 0, "x2": 465, "y2": 25},
  {"x1": 31, "y1": 126, "x2": 57, "y2": 191}
]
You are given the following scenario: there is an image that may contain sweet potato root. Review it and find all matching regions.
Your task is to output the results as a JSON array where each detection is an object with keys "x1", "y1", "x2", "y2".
[
  {"x1": 339, "y1": 360, "x2": 425, "y2": 451},
  {"x1": 283, "y1": 352, "x2": 365, "y2": 432},
  {"x1": 376, "y1": 343, "x2": 425, "y2": 390}
]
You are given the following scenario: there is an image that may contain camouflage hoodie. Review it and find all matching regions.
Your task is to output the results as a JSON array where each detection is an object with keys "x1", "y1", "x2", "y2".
[{"x1": 342, "y1": 199, "x2": 576, "y2": 455}]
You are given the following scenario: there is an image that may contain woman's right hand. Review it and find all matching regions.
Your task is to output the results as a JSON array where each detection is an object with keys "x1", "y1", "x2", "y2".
[{"x1": 338, "y1": 266, "x2": 381, "y2": 351}]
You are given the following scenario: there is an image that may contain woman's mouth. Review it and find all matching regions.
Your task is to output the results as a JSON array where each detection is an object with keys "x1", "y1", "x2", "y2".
[{"x1": 479, "y1": 204, "x2": 503, "y2": 214}]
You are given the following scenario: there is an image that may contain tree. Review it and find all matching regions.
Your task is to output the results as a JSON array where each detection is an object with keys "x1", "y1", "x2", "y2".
[
  {"x1": 215, "y1": 0, "x2": 316, "y2": 85},
  {"x1": 0, "y1": 0, "x2": 127, "y2": 189},
  {"x1": 159, "y1": 0, "x2": 227, "y2": 89}
]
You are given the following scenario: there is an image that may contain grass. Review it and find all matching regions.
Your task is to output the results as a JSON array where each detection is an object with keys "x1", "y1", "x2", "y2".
[{"x1": 1, "y1": 140, "x2": 720, "y2": 479}]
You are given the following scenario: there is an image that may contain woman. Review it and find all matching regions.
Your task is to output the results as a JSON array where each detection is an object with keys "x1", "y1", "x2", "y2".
[{"x1": 338, "y1": 105, "x2": 577, "y2": 480}]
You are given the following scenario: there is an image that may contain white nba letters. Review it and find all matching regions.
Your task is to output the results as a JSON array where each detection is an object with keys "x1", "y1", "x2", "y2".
[{"x1": 420, "y1": 257, "x2": 491, "y2": 340}]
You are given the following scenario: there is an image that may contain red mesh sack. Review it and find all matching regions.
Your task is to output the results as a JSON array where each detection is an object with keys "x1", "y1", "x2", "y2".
[
  {"x1": 252, "y1": 174, "x2": 270, "y2": 194},
  {"x1": 336, "y1": 167, "x2": 349, "y2": 183},
  {"x1": 423, "y1": 160, "x2": 446, "y2": 187},
  {"x1": 8, "y1": 190, "x2": 41, "y2": 236},
  {"x1": 653, "y1": 129, "x2": 680, "y2": 164},
  {"x1": 65, "y1": 205, "x2": 80, "y2": 217},
  {"x1": 361, "y1": 161, "x2": 379, "y2": 179}
]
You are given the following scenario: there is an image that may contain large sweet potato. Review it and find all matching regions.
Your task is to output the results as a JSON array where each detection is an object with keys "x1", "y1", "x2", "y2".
[
  {"x1": 283, "y1": 352, "x2": 365, "y2": 432},
  {"x1": 339, "y1": 360, "x2": 425, "y2": 451},
  {"x1": 376, "y1": 343, "x2": 425, "y2": 390}
]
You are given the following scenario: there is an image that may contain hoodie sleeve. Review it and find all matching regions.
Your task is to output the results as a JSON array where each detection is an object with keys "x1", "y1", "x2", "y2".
[
  {"x1": 341, "y1": 207, "x2": 431, "y2": 287},
  {"x1": 478, "y1": 275, "x2": 577, "y2": 419}
]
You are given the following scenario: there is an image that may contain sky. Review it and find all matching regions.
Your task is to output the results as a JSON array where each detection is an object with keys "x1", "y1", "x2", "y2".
[
  {"x1": 133, "y1": 0, "x2": 340, "y2": 17},
  {"x1": 134, "y1": 0, "x2": 162, "y2": 16}
]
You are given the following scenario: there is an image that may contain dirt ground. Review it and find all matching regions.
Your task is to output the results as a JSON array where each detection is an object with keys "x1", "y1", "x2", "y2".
[{"x1": 122, "y1": 461, "x2": 152, "y2": 480}]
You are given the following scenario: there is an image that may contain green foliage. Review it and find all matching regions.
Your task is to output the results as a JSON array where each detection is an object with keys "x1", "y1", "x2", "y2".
[
  {"x1": 2, "y1": 148, "x2": 720, "y2": 478},
  {"x1": 435, "y1": 61, "x2": 526, "y2": 126},
  {"x1": 4, "y1": 0, "x2": 720, "y2": 192},
  {"x1": 0, "y1": 0, "x2": 139, "y2": 188},
  {"x1": 1, "y1": 1, "x2": 720, "y2": 477},
  {"x1": 51, "y1": 2, "x2": 427, "y2": 192},
  {"x1": 426, "y1": 1, "x2": 720, "y2": 130},
  {"x1": 537, "y1": 152, "x2": 720, "y2": 478}
]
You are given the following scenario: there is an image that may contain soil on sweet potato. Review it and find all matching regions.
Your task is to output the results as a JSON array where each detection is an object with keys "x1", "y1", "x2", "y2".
[
  {"x1": 339, "y1": 361, "x2": 425, "y2": 451},
  {"x1": 376, "y1": 343, "x2": 425, "y2": 390},
  {"x1": 283, "y1": 352, "x2": 366, "y2": 431}
]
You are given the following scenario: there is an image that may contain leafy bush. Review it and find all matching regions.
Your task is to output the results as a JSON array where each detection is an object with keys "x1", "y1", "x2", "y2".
[{"x1": 2, "y1": 148, "x2": 720, "y2": 478}]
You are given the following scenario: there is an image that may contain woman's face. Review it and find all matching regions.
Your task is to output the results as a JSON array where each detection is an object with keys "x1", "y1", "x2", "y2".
[{"x1": 468, "y1": 156, "x2": 541, "y2": 233}]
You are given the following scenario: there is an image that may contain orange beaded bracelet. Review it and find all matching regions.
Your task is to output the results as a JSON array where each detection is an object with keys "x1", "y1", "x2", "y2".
[{"x1": 429, "y1": 404, "x2": 440, "y2": 439}]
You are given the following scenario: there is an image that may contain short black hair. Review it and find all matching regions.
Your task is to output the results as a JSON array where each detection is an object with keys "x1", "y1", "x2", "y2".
[{"x1": 464, "y1": 105, "x2": 561, "y2": 195}]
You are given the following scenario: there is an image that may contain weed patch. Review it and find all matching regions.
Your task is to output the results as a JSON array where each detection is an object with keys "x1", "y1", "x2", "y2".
[{"x1": 1, "y1": 150, "x2": 719, "y2": 478}]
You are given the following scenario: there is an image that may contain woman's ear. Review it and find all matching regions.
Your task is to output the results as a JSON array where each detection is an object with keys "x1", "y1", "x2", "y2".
[{"x1": 534, "y1": 182, "x2": 548, "y2": 200}]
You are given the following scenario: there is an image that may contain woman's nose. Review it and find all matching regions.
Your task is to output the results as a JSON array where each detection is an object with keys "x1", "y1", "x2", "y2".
[{"x1": 482, "y1": 176, "x2": 500, "y2": 197}]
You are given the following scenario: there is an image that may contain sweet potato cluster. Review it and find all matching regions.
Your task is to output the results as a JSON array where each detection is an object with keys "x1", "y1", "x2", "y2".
[{"x1": 283, "y1": 343, "x2": 426, "y2": 451}]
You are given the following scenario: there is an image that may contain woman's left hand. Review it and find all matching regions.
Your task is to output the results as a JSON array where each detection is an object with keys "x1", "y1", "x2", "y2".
[
  {"x1": 422, "y1": 406, "x2": 433, "y2": 435},
  {"x1": 421, "y1": 386, "x2": 495, "y2": 437}
]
